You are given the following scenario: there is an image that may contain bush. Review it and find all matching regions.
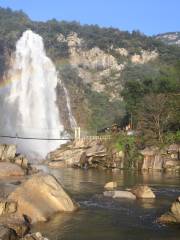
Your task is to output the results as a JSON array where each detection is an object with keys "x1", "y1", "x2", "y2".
[
  {"x1": 164, "y1": 131, "x2": 180, "y2": 144},
  {"x1": 114, "y1": 134, "x2": 142, "y2": 168}
]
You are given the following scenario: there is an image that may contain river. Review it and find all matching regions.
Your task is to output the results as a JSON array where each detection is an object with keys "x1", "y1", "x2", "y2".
[{"x1": 33, "y1": 168, "x2": 180, "y2": 240}]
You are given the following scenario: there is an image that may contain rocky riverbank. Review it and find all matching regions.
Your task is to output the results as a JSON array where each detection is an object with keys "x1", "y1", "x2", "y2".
[
  {"x1": 46, "y1": 139, "x2": 180, "y2": 172},
  {"x1": 0, "y1": 144, "x2": 78, "y2": 240}
]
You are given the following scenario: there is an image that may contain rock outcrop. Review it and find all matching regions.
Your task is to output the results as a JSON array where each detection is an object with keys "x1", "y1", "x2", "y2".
[
  {"x1": 0, "y1": 144, "x2": 36, "y2": 177},
  {"x1": 158, "y1": 197, "x2": 180, "y2": 224},
  {"x1": 140, "y1": 144, "x2": 180, "y2": 172},
  {"x1": 0, "y1": 144, "x2": 16, "y2": 162},
  {"x1": 131, "y1": 50, "x2": 158, "y2": 64},
  {"x1": 48, "y1": 141, "x2": 180, "y2": 172},
  {"x1": 8, "y1": 173, "x2": 78, "y2": 223},
  {"x1": 0, "y1": 162, "x2": 25, "y2": 177},
  {"x1": 47, "y1": 139, "x2": 124, "y2": 169}
]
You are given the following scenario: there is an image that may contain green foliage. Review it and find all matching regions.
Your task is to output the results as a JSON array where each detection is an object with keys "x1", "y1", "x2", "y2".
[
  {"x1": 114, "y1": 134, "x2": 142, "y2": 168},
  {"x1": 85, "y1": 88, "x2": 125, "y2": 130},
  {"x1": 115, "y1": 134, "x2": 135, "y2": 151},
  {"x1": 58, "y1": 64, "x2": 125, "y2": 130},
  {"x1": 164, "y1": 131, "x2": 180, "y2": 144},
  {"x1": 122, "y1": 62, "x2": 180, "y2": 144}
]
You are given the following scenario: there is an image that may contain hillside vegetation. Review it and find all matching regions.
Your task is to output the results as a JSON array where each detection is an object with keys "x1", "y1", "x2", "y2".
[{"x1": 0, "y1": 7, "x2": 179, "y2": 144}]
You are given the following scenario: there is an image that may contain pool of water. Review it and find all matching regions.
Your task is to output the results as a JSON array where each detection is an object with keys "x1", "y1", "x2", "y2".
[{"x1": 33, "y1": 168, "x2": 180, "y2": 240}]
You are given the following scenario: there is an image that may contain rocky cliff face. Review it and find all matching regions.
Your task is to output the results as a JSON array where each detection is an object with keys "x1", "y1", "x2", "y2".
[
  {"x1": 56, "y1": 32, "x2": 158, "y2": 101},
  {"x1": 155, "y1": 32, "x2": 180, "y2": 46},
  {"x1": 53, "y1": 31, "x2": 160, "y2": 129}
]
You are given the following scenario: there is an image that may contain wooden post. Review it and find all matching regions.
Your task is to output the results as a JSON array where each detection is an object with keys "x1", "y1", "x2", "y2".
[
  {"x1": 74, "y1": 127, "x2": 81, "y2": 140},
  {"x1": 78, "y1": 127, "x2": 81, "y2": 139}
]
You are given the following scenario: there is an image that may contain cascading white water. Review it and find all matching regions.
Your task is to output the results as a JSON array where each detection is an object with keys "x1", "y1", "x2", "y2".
[
  {"x1": 0, "y1": 30, "x2": 76, "y2": 159},
  {"x1": 62, "y1": 84, "x2": 77, "y2": 128}
]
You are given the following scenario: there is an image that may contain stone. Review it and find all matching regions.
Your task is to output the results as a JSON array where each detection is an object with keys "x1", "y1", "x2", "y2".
[
  {"x1": 21, "y1": 232, "x2": 49, "y2": 240},
  {"x1": 0, "y1": 215, "x2": 30, "y2": 237},
  {"x1": 0, "y1": 162, "x2": 25, "y2": 177},
  {"x1": 104, "y1": 190, "x2": 136, "y2": 199},
  {"x1": 48, "y1": 160, "x2": 66, "y2": 168},
  {"x1": 0, "y1": 225, "x2": 17, "y2": 240},
  {"x1": 104, "y1": 182, "x2": 117, "y2": 190},
  {"x1": 171, "y1": 199, "x2": 180, "y2": 221},
  {"x1": 158, "y1": 213, "x2": 177, "y2": 223},
  {"x1": 0, "y1": 144, "x2": 16, "y2": 161},
  {"x1": 164, "y1": 160, "x2": 180, "y2": 169},
  {"x1": 14, "y1": 155, "x2": 29, "y2": 169},
  {"x1": 131, "y1": 185, "x2": 156, "y2": 199},
  {"x1": 0, "y1": 199, "x2": 17, "y2": 216},
  {"x1": 8, "y1": 173, "x2": 78, "y2": 223},
  {"x1": 158, "y1": 197, "x2": 180, "y2": 223}
]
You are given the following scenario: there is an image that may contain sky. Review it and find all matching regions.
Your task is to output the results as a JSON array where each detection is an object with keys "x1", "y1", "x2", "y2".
[{"x1": 0, "y1": 0, "x2": 179, "y2": 36}]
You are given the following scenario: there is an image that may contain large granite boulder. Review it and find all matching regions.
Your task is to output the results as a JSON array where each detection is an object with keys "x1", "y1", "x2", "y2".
[
  {"x1": 131, "y1": 185, "x2": 156, "y2": 199},
  {"x1": 0, "y1": 163, "x2": 25, "y2": 177},
  {"x1": 158, "y1": 197, "x2": 180, "y2": 224},
  {"x1": 8, "y1": 173, "x2": 78, "y2": 223}
]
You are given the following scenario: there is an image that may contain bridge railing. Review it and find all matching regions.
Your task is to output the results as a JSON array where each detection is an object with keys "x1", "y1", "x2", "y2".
[{"x1": 74, "y1": 127, "x2": 111, "y2": 141}]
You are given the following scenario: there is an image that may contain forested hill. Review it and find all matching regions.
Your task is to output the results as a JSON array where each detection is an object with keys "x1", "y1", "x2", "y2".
[{"x1": 0, "y1": 7, "x2": 179, "y2": 144}]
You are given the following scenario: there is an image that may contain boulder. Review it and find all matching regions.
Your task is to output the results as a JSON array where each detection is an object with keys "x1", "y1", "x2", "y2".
[
  {"x1": 8, "y1": 173, "x2": 78, "y2": 223},
  {"x1": 0, "y1": 215, "x2": 30, "y2": 237},
  {"x1": 164, "y1": 160, "x2": 180, "y2": 171},
  {"x1": 158, "y1": 197, "x2": 180, "y2": 224},
  {"x1": 104, "y1": 182, "x2": 117, "y2": 190},
  {"x1": 21, "y1": 232, "x2": 48, "y2": 240},
  {"x1": 171, "y1": 198, "x2": 180, "y2": 219},
  {"x1": 104, "y1": 190, "x2": 136, "y2": 199},
  {"x1": 0, "y1": 225, "x2": 17, "y2": 240},
  {"x1": 131, "y1": 185, "x2": 156, "y2": 199},
  {"x1": 158, "y1": 213, "x2": 177, "y2": 223},
  {"x1": 0, "y1": 144, "x2": 16, "y2": 161},
  {"x1": 0, "y1": 162, "x2": 25, "y2": 177},
  {"x1": 14, "y1": 155, "x2": 29, "y2": 169},
  {"x1": 0, "y1": 199, "x2": 17, "y2": 215}
]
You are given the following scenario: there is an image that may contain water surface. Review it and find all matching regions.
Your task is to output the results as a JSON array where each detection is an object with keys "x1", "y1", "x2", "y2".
[{"x1": 33, "y1": 169, "x2": 180, "y2": 240}]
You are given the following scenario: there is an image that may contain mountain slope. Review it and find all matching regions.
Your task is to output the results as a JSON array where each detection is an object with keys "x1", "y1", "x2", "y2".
[{"x1": 0, "y1": 7, "x2": 180, "y2": 131}]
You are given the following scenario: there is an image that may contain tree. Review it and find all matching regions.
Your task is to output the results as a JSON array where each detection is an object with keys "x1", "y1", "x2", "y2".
[{"x1": 137, "y1": 94, "x2": 174, "y2": 144}]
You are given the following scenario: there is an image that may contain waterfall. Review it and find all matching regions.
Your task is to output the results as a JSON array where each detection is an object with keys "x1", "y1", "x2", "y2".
[
  {"x1": 62, "y1": 84, "x2": 77, "y2": 128},
  {"x1": 0, "y1": 30, "x2": 76, "y2": 160}
]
